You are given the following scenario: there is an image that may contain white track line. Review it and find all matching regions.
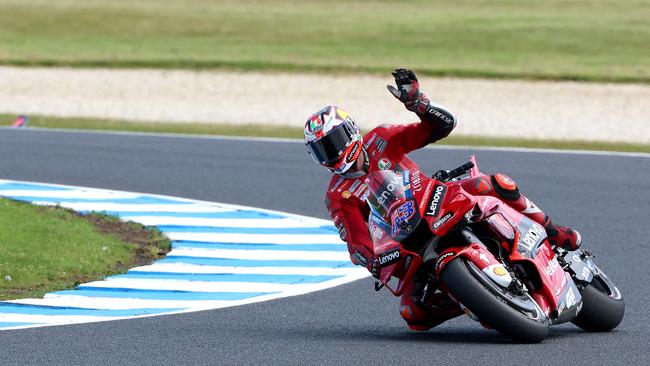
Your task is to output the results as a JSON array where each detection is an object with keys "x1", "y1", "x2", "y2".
[
  {"x1": 0, "y1": 179, "x2": 370, "y2": 332},
  {"x1": 0, "y1": 189, "x2": 142, "y2": 200},
  {"x1": 123, "y1": 216, "x2": 327, "y2": 228},
  {"x1": 23, "y1": 201, "x2": 237, "y2": 213},
  {"x1": 166, "y1": 248, "x2": 349, "y2": 261},
  {"x1": 0, "y1": 314, "x2": 117, "y2": 324},
  {"x1": 129, "y1": 263, "x2": 358, "y2": 276},
  {"x1": 7, "y1": 296, "x2": 230, "y2": 310},
  {"x1": 163, "y1": 232, "x2": 341, "y2": 244},
  {"x1": 6, "y1": 127, "x2": 649, "y2": 158},
  {"x1": 82, "y1": 278, "x2": 319, "y2": 293}
]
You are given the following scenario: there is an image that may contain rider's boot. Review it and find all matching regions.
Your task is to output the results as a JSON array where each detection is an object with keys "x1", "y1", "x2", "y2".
[
  {"x1": 542, "y1": 215, "x2": 582, "y2": 251},
  {"x1": 483, "y1": 173, "x2": 582, "y2": 251}
]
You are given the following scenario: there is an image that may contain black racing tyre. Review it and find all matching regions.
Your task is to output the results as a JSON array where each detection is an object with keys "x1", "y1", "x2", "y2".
[
  {"x1": 440, "y1": 258, "x2": 550, "y2": 343},
  {"x1": 572, "y1": 275, "x2": 625, "y2": 332}
]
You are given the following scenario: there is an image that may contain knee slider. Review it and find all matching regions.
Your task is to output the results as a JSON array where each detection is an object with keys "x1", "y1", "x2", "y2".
[
  {"x1": 400, "y1": 305, "x2": 414, "y2": 322},
  {"x1": 490, "y1": 173, "x2": 520, "y2": 201}
]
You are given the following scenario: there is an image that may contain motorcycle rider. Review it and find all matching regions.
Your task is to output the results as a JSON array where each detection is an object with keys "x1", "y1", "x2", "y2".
[{"x1": 304, "y1": 68, "x2": 582, "y2": 331}]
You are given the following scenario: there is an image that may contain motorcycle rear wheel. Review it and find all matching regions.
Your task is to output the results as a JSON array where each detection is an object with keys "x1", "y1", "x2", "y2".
[
  {"x1": 441, "y1": 258, "x2": 550, "y2": 343},
  {"x1": 572, "y1": 274, "x2": 625, "y2": 332}
]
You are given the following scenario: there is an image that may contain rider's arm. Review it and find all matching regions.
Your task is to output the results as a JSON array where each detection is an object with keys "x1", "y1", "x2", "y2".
[
  {"x1": 386, "y1": 68, "x2": 457, "y2": 152},
  {"x1": 326, "y1": 193, "x2": 374, "y2": 267},
  {"x1": 392, "y1": 102, "x2": 457, "y2": 153}
]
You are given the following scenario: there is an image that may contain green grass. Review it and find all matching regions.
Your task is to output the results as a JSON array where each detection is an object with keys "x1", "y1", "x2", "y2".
[
  {"x1": 3, "y1": 113, "x2": 649, "y2": 154},
  {"x1": 0, "y1": 0, "x2": 649, "y2": 83},
  {"x1": 0, "y1": 198, "x2": 170, "y2": 300}
]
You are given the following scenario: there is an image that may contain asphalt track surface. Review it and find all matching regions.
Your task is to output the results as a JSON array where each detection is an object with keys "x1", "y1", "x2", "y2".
[{"x1": 0, "y1": 128, "x2": 648, "y2": 365}]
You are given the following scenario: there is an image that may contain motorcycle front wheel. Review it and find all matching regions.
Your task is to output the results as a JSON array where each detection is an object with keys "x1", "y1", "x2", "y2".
[
  {"x1": 572, "y1": 272, "x2": 624, "y2": 332},
  {"x1": 441, "y1": 257, "x2": 550, "y2": 343}
]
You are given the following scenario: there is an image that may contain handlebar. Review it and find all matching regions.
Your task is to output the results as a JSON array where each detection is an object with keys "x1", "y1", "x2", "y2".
[{"x1": 432, "y1": 161, "x2": 475, "y2": 182}]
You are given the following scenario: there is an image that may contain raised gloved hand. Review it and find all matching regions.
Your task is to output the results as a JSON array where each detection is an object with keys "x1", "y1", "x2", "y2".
[{"x1": 387, "y1": 68, "x2": 431, "y2": 115}]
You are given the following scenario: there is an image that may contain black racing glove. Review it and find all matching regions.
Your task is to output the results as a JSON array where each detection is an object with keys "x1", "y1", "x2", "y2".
[
  {"x1": 351, "y1": 250, "x2": 381, "y2": 279},
  {"x1": 368, "y1": 257, "x2": 381, "y2": 279},
  {"x1": 386, "y1": 68, "x2": 431, "y2": 115}
]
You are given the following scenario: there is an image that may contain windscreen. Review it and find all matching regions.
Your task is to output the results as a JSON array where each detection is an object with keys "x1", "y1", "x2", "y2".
[
  {"x1": 365, "y1": 170, "x2": 421, "y2": 243},
  {"x1": 365, "y1": 170, "x2": 405, "y2": 220}
]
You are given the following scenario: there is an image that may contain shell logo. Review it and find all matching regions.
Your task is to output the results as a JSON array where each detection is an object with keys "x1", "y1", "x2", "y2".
[{"x1": 493, "y1": 266, "x2": 508, "y2": 276}]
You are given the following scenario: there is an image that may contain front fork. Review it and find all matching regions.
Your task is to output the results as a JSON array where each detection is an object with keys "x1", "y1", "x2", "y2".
[
  {"x1": 435, "y1": 228, "x2": 584, "y2": 324},
  {"x1": 557, "y1": 248, "x2": 623, "y2": 300}
]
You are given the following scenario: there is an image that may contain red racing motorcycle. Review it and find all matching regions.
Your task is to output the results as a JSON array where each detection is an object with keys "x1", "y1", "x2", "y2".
[{"x1": 365, "y1": 156, "x2": 624, "y2": 342}]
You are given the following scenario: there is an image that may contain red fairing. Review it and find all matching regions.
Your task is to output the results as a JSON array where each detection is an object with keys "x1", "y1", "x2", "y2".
[
  {"x1": 435, "y1": 244, "x2": 503, "y2": 281},
  {"x1": 325, "y1": 121, "x2": 446, "y2": 264},
  {"x1": 510, "y1": 232, "x2": 568, "y2": 312}
]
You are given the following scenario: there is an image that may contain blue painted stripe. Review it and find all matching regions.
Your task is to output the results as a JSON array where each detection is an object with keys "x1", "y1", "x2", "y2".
[
  {"x1": 3, "y1": 196, "x2": 186, "y2": 205},
  {"x1": 54, "y1": 289, "x2": 272, "y2": 300},
  {"x1": 101, "y1": 210, "x2": 286, "y2": 219},
  {"x1": 160, "y1": 256, "x2": 354, "y2": 268},
  {"x1": 115, "y1": 272, "x2": 338, "y2": 283},
  {"x1": 0, "y1": 303, "x2": 182, "y2": 317},
  {"x1": 0, "y1": 183, "x2": 71, "y2": 191},
  {"x1": 158, "y1": 225, "x2": 338, "y2": 235},
  {"x1": 0, "y1": 322, "x2": 42, "y2": 328},
  {"x1": 171, "y1": 241, "x2": 345, "y2": 251}
]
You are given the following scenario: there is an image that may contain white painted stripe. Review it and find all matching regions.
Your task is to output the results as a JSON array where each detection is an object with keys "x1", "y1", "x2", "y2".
[
  {"x1": 0, "y1": 189, "x2": 142, "y2": 200},
  {"x1": 16, "y1": 127, "x2": 650, "y2": 158},
  {"x1": 25, "y1": 201, "x2": 236, "y2": 213},
  {"x1": 0, "y1": 179, "x2": 369, "y2": 332},
  {"x1": 123, "y1": 216, "x2": 325, "y2": 228},
  {"x1": 129, "y1": 263, "x2": 360, "y2": 276},
  {"x1": 164, "y1": 232, "x2": 342, "y2": 244},
  {"x1": 88, "y1": 278, "x2": 314, "y2": 293},
  {"x1": 0, "y1": 178, "x2": 334, "y2": 225},
  {"x1": 1, "y1": 269, "x2": 370, "y2": 331},
  {"x1": 426, "y1": 143, "x2": 650, "y2": 159},
  {"x1": 8, "y1": 296, "x2": 232, "y2": 310},
  {"x1": 166, "y1": 248, "x2": 349, "y2": 261},
  {"x1": 0, "y1": 313, "x2": 115, "y2": 324}
]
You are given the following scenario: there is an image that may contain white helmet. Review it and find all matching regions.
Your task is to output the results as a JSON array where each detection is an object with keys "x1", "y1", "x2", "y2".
[{"x1": 304, "y1": 105, "x2": 365, "y2": 177}]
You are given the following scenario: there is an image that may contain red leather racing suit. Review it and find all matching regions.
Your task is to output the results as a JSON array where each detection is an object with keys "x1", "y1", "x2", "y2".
[
  {"x1": 325, "y1": 105, "x2": 456, "y2": 266},
  {"x1": 324, "y1": 104, "x2": 457, "y2": 329}
]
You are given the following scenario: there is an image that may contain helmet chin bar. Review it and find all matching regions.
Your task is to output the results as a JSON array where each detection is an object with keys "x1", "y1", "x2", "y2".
[{"x1": 339, "y1": 147, "x2": 369, "y2": 179}]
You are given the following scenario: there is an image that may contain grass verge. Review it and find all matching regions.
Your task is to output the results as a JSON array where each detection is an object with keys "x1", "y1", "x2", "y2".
[
  {"x1": 0, "y1": 0, "x2": 648, "y2": 83},
  {"x1": 2, "y1": 114, "x2": 649, "y2": 154},
  {"x1": 0, "y1": 198, "x2": 171, "y2": 300}
]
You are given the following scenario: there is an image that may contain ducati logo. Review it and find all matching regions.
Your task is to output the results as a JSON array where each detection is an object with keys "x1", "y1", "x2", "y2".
[{"x1": 378, "y1": 159, "x2": 391, "y2": 170}]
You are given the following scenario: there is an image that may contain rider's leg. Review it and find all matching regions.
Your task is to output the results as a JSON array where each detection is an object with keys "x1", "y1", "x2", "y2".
[
  {"x1": 399, "y1": 274, "x2": 462, "y2": 331},
  {"x1": 460, "y1": 173, "x2": 581, "y2": 250}
]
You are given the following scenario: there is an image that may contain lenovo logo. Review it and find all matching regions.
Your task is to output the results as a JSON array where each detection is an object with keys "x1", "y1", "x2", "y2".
[
  {"x1": 379, "y1": 249, "x2": 400, "y2": 265},
  {"x1": 425, "y1": 185, "x2": 447, "y2": 217}
]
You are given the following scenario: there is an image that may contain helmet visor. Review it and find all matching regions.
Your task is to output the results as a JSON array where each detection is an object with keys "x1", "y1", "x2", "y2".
[{"x1": 306, "y1": 119, "x2": 357, "y2": 166}]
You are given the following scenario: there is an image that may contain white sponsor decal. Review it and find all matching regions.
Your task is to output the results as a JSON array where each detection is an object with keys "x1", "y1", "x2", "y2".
[
  {"x1": 433, "y1": 211, "x2": 453, "y2": 229},
  {"x1": 518, "y1": 223, "x2": 545, "y2": 253},
  {"x1": 425, "y1": 185, "x2": 446, "y2": 217},
  {"x1": 545, "y1": 256, "x2": 560, "y2": 276},
  {"x1": 379, "y1": 250, "x2": 400, "y2": 265}
]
